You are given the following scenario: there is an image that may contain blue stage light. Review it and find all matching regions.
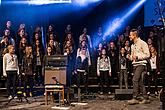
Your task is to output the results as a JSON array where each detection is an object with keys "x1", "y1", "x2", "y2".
[
  {"x1": 74, "y1": 0, "x2": 102, "y2": 6},
  {"x1": 3, "y1": 0, "x2": 72, "y2": 5},
  {"x1": 2, "y1": 0, "x2": 103, "y2": 5},
  {"x1": 104, "y1": 0, "x2": 146, "y2": 37},
  {"x1": 28, "y1": 0, "x2": 72, "y2": 5}
]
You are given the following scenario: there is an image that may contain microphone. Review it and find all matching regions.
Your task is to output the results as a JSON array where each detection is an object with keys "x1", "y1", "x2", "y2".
[{"x1": 52, "y1": 77, "x2": 60, "y2": 84}]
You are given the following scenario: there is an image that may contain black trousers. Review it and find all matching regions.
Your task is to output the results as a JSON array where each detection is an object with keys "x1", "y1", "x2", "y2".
[
  {"x1": 163, "y1": 102, "x2": 165, "y2": 110},
  {"x1": 66, "y1": 68, "x2": 73, "y2": 87},
  {"x1": 22, "y1": 75, "x2": 34, "y2": 93},
  {"x1": 110, "y1": 65, "x2": 118, "y2": 85},
  {"x1": 99, "y1": 70, "x2": 110, "y2": 93},
  {"x1": 6, "y1": 71, "x2": 17, "y2": 97},
  {"x1": 132, "y1": 65, "x2": 148, "y2": 99},
  {"x1": 147, "y1": 69, "x2": 158, "y2": 92},
  {"x1": 77, "y1": 71, "x2": 88, "y2": 93}
]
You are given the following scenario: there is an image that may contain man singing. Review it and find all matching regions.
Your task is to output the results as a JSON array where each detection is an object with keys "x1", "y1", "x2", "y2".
[
  {"x1": 3, "y1": 45, "x2": 19, "y2": 100},
  {"x1": 127, "y1": 29, "x2": 150, "y2": 104}
]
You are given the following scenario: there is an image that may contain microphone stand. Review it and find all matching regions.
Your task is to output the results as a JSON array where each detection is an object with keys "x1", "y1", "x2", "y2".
[
  {"x1": 157, "y1": 0, "x2": 165, "y2": 85},
  {"x1": 52, "y1": 77, "x2": 61, "y2": 85}
]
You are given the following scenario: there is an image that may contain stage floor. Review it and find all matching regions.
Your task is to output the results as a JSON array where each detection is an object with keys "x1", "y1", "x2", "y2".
[{"x1": 0, "y1": 92, "x2": 162, "y2": 110}]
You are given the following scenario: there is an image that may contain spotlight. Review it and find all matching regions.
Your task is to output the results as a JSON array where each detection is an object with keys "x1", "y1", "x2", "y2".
[
  {"x1": 28, "y1": 0, "x2": 72, "y2": 5},
  {"x1": 104, "y1": 0, "x2": 146, "y2": 37},
  {"x1": 74, "y1": 0, "x2": 102, "y2": 6},
  {"x1": 3, "y1": 0, "x2": 72, "y2": 5}
]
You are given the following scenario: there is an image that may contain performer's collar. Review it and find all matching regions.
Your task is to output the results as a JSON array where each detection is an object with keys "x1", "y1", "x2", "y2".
[{"x1": 133, "y1": 37, "x2": 140, "y2": 44}]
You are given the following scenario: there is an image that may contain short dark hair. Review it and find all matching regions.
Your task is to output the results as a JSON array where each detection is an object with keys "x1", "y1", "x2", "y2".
[
  {"x1": 130, "y1": 29, "x2": 138, "y2": 33},
  {"x1": 130, "y1": 29, "x2": 139, "y2": 37}
]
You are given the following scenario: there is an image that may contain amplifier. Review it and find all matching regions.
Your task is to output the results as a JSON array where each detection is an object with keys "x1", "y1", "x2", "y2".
[
  {"x1": 44, "y1": 55, "x2": 67, "y2": 85},
  {"x1": 45, "y1": 68, "x2": 66, "y2": 85}
]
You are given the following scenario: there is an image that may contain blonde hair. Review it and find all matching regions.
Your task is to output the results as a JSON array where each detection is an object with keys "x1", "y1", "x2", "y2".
[
  {"x1": 150, "y1": 46, "x2": 157, "y2": 56},
  {"x1": 2, "y1": 48, "x2": 9, "y2": 56},
  {"x1": 25, "y1": 46, "x2": 33, "y2": 58},
  {"x1": 7, "y1": 45, "x2": 14, "y2": 51},
  {"x1": 2, "y1": 45, "x2": 14, "y2": 55}
]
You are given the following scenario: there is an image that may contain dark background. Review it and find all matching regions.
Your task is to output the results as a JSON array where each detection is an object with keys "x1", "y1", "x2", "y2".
[{"x1": 0, "y1": 0, "x2": 144, "y2": 44}]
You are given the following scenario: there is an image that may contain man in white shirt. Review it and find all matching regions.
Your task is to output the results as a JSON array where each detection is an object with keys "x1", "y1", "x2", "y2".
[
  {"x1": 3, "y1": 45, "x2": 19, "y2": 100},
  {"x1": 127, "y1": 29, "x2": 150, "y2": 104}
]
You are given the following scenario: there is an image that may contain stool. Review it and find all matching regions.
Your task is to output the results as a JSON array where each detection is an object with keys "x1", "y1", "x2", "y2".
[{"x1": 45, "y1": 85, "x2": 64, "y2": 105}]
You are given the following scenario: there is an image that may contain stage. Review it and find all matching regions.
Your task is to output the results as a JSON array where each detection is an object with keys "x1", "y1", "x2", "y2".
[
  {"x1": 0, "y1": 0, "x2": 165, "y2": 109},
  {"x1": 0, "y1": 90, "x2": 162, "y2": 110}
]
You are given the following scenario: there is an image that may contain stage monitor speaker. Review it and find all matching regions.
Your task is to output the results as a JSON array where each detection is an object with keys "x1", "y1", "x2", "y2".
[
  {"x1": 45, "y1": 67, "x2": 66, "y2": 85},
  {"x1": 115, "y1": 89, "x2": 133, "y2": 100}
]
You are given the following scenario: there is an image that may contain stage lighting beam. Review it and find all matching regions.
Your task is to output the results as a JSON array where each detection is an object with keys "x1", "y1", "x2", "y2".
[
  {"x1": 74, "y1": 0, "x2": 102, "y2": 6},
  {"x1": 104, "y1": 0, "x2": 146, "y2": 37},
  {"x1": 3, "y1": 0, "x2": 72, "y2": 5}
]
